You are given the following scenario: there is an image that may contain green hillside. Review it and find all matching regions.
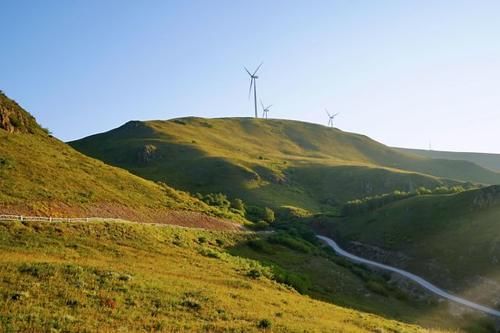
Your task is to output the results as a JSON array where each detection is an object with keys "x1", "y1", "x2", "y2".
[
  {"x1": 0, "y1": 93, "x2": 241, "y2": 228},
  {"x1": 70, "y1": 117, "x2": 500, "y2": 212},
  {"x1": 316, "y1": 185, "x2": 500, "y2": 306},
  {"x1": 1, "y1": 218, "x2": 486, "y2": 332},
  {"x1": 395, "y1": 147, "x2": 500, "y2": 172}
]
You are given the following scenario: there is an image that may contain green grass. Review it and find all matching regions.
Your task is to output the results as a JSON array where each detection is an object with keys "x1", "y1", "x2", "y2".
[
  {"x1": 69, "y1": 117, "x2": 500, "y2": 212},
  {"x1": 0, "y1": 94, "x2": 247, "y2": 225},
  {"x1": 0, "y1": 220, "x2": 454, "y2": 332},
  {"x1": 316, "y1": 185, "x2": 500, "y2": 306}
]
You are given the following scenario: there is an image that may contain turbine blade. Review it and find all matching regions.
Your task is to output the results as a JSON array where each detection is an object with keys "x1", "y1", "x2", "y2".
[
  {"x1": 267, "y1": 104, "x2": 273, "y2": 109},
  {"x1": 260, "y1": 100, "x2": 265, "y2": 110},
  {"x1": 244, "y1": 66, "x2": 252, "y2": 76},
  {"x1": 334, "y1": 113, "x2": 339, "y2": 117},
  {"x1": 325, "y1": 108, "x2": 331, "y2": 117},
  {"x1": 253, "y1": 62, "x2": 263, "y2": 76}
]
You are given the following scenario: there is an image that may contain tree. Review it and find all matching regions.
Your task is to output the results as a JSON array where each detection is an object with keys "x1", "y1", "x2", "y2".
[{"x1": 231, "y1": 198, "x2": 245, "y2": 212}]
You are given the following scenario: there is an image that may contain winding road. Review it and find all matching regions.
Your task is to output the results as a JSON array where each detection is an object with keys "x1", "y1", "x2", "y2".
[{"x1": 317, "y1": 235, "x2": 500, "y2": 317}]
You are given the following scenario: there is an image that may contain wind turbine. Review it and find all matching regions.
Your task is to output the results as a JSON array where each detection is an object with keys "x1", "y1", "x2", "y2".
[
  {"x1": 244, "y1": 62, "x2": 263, "y2": 118},
  {"x1": 325, "y1": 109, "x2": 339, "y2": 127},
  {"x1": 260, "y1": 100, "x2": 272, "y2": 119}
]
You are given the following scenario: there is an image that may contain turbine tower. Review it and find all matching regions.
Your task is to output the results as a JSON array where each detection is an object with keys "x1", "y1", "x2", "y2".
[
  {"x1": 260, "y1": 100, "x2": 272, "y2": 119},
  {"x1": 244, "y1": 62, "x2": 263, "y2": 118},
  {"x1": 325, "y1": 109, "x2": 339, "y2": 128}
]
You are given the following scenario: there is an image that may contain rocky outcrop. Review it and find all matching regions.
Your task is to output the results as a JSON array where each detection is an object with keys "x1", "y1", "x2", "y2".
[
  {"x1": 472, "y1": 185, "x2": 500, "y2": 209},
  {"x1": 136, "y1": 144, "x2": 158, "y2": 164},
  {"x1": 0, "y1": 91, "x2": 44, "y2": 134}
]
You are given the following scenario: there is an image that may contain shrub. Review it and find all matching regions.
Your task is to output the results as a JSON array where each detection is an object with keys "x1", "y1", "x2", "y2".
[
  {"x1": 268, "y1": 233, "x2": 312, "y2": 254},
  {"x1": 257, "y1": 319, "x2": 272, "y2": 329},
  {"x1": 196, "y1": 193, "x2": 231, "y2": 210},
  {"x1": 250, "y1": 221, "x2": 269, "y2": 231},
  {"x1": 181, "y1": 299, "x2": 201, "y2": 311},
  {"x1": 231, "y1": 198, "x2": 245, "y2": 212},
  {"x1": 263, "y1": 207, "x2": 275, "y2": 223},
  {"x1": 247, "y1": 269, "x2": 262, "y2": 279},
  {"x1": 272, "y1": 267, "x2": 311, "y2": 294},
  {"x1": 416, "y1": 187, "x2": 432, "y2": 195}
]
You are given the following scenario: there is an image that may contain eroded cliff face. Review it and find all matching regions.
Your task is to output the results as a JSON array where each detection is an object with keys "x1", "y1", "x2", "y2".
[
  {"x1": 0, "y1": 91, "x2": 45, "y2": 134},
  {"x1": 473, "y1": 185, "x2": 500, "y2": 209}
]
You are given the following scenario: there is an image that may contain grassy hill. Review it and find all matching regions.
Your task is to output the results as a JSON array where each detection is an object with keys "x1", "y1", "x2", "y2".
[
  {"x1": 2, "y1": 218, "x2": 491, "y2": 332},
  {"x1": 315, "y1": 185, "x2": 500, "y2": 307},
  {"x1": 70, "y1": 117, "x2": 500, "y2": 212},
  {"x1": 0, "y1": 93, "x2": 242, "y2": 228},
  {"x1": 395, "y1": 147, "x2": 500, "y2": 172}
]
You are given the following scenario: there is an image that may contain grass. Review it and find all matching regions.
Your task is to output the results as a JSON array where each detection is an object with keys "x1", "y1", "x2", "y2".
[
  {"x1": 0, "y1": 219, "x2": 454, "y2": 332},
  {"x1": 69, "y1": 117, "x2": 500, "y2": 213},
  {"x1": 231, "y1": 223, "x2": 497, "y2": 333},
  {"x1": 315, "y1": 185, "x2": 500, "y2": 307},
  {"x1": 395, "y1": 147, "x2": 500, "y2": 173},
  {"x1": 0, "y1": 94, "x2": 247, "y2": 225}
]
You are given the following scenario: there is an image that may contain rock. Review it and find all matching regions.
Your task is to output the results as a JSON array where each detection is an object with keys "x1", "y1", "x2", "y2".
[
  {"x1": 136, "y1": 144, "x2": 158, "y2": 164},
  {"x1": 0, "y1": 91, "x2": 44, "y2": 134}
]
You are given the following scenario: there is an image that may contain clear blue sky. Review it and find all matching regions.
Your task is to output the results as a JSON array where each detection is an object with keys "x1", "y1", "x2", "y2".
[{"x1": 2, "y1": 1, "x2": 500, "y2": 152}]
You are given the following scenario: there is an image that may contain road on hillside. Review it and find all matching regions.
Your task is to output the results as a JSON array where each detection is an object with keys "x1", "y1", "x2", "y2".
[{"x1": 316, "y1": 235, "x2": 500, "y2": 318}]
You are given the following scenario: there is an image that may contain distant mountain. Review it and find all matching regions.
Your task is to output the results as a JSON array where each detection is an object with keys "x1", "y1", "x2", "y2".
[
  {"x1": 70, "y1": 117, "x2": 500, "y2": 212},
  {"x1": 0, "y1": 92, "x2": 239, "y2": 229},
  {"x1": 395, "y1": 147, "x2": 500, "y2": 172}
]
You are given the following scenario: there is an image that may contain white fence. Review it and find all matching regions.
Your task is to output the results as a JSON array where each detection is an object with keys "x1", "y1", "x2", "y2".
[
  {"x1": 0, "y1": 215, "x2": 123, "y2": 223},
  {"x1": 0, "y1": 214, "x2": 248, "y2": 233}
]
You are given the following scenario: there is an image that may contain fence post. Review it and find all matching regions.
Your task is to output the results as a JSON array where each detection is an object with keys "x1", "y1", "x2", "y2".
[
  {"x1": 20, "y1": 216, "x2": 23, "y2": 222},
  {"x1": 49, "y1": 217, "x2": 52, "y2": 222}
]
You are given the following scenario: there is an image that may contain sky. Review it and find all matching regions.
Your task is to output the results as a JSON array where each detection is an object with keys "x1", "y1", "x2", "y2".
[{"x1": 1, "y1": 0, "x2": 500, "y2": 153}]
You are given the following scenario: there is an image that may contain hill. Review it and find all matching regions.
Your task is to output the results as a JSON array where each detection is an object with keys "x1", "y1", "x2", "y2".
[
  {"x1": 0, "y1": 92, "x2": 241, "y2": 229},
  {"x1": 395, "y1": 147, "x2": 500, "y2": 172},
  {"x1": 1, "y1": 218, "x2": 488, "y2": 332},
  {"x1": 70, "y1": 117, "x2": 500, "y2": 212},
  {"x1": 315, "y1": 185, "x2": 500, "y2": 307}
]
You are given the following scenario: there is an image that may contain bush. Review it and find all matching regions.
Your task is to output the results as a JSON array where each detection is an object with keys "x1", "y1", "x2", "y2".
[
  {"x1": 342, "y1": 186, "x2": 468, "y2": 216},
  {"x1": 268, "y1": 233, "x2": 312, "y2": 253},
  {"x1": 272, "y1": 267, "x2": 311, "y2": 294},
  {"x1": 257, "y1": 319, "x2": 272, "y2": 329},
  {"x1": 250, "y1": 221, "x2": 269, "y2": 231},
  {"x1": 247, "y1": 269, "x2": 262, "y2": 279},
  {"x1": 263, "y1": 207, "x2": 275, "y2": 223},
  {"x1": 245, "y1": 206, "x2": 275, "y2": 223},
  {"x1": 195, "y1": 192, "x2": 231, "y2": 209},
  {"x1": 231, "y1": 198, "x2": 245, "y2": 212}
]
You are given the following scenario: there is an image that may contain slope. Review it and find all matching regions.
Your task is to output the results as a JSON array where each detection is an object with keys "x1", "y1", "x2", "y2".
[
  {"x1": 70, "y1": 117, "x2": 500, "y2": 211},
  {"x1": 0, "y1": 92, "x2": 241, "y2": 228},
  {"x1": 395, "y1": 147, "x2": 500, "y2": 172},
  {"x1": 0, "y1": 218, "x2": 474, "y2": 332},
  {"x1": 316, "y1": 185, "x2": 500, "y2": 307}
]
